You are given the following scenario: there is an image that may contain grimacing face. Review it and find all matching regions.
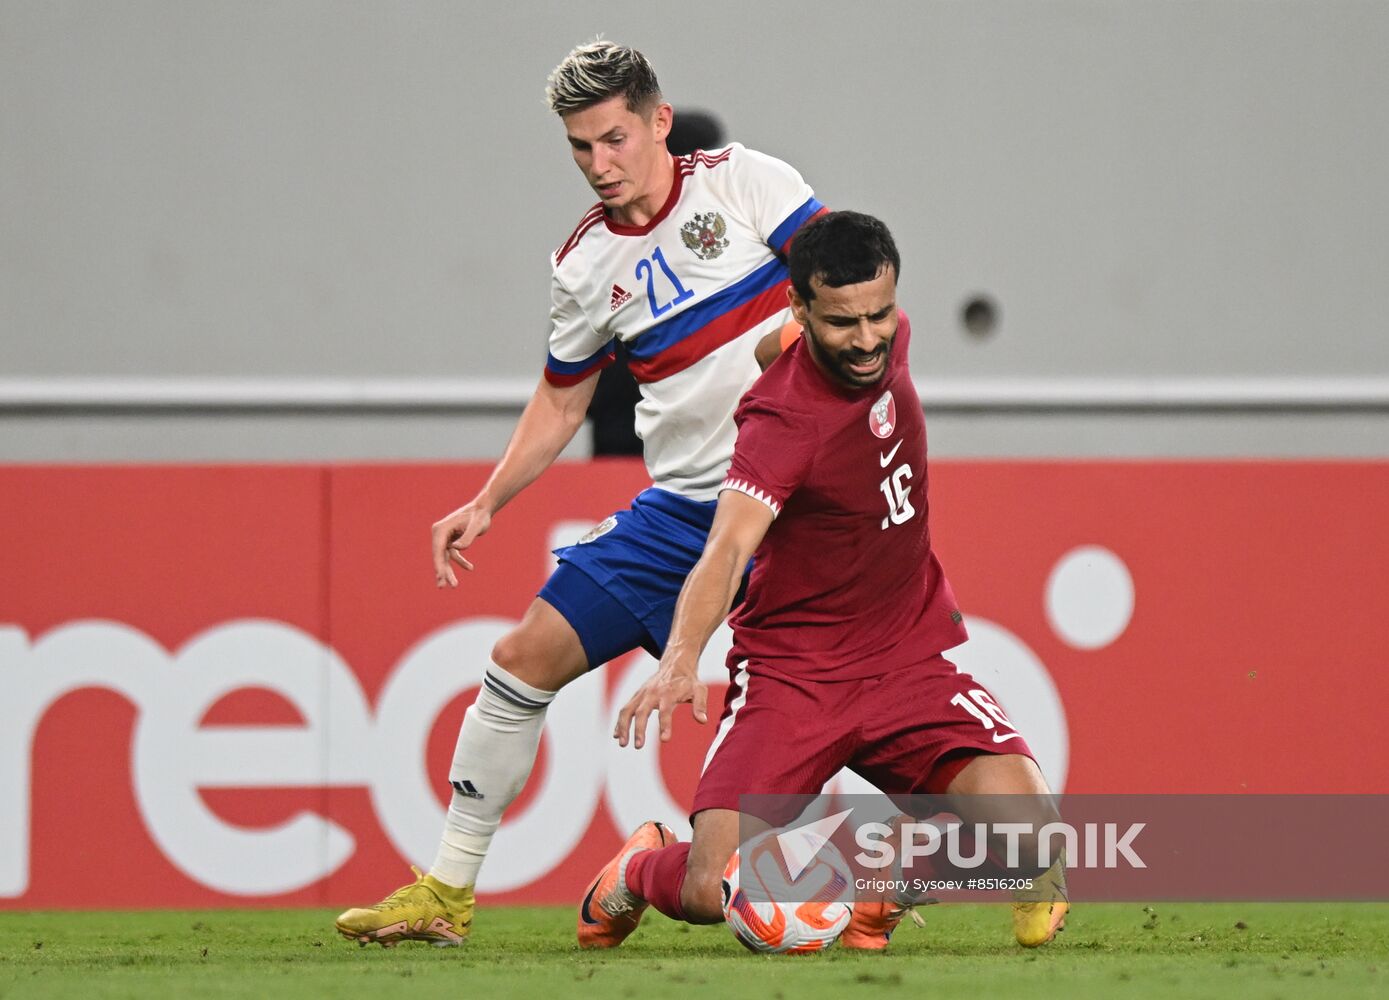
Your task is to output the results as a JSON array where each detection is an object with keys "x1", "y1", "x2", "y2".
[
  {"x1": 789, "y1": 266, "x2": 899, "y2": 388},
  {"x1": 562, "y1": 95, "x2": 673, "y2": 221}
]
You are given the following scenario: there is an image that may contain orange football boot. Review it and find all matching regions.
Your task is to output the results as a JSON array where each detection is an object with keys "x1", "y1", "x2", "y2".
[
  {"x1": 839, "y1": 815, "x2": 931, "y2": 951},
  {"x1": 576, "y1": 820, "x2": 678, "y2": 949}
]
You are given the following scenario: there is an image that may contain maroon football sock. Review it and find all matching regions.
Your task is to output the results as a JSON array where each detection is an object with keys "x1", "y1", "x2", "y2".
[{"x1": 625, "y1": 842, "x2": 692, "y2": 921}]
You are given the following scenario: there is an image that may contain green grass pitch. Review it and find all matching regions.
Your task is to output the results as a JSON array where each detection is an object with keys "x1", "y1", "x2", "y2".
[{"x1": 2, "y1": 903, "x2": 1385, "y2": 999}]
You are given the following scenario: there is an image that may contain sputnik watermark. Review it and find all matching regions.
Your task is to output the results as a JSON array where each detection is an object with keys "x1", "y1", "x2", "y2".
[
  {"x1": 855, "y1": 820, "x2": 1147, "y2": 870},
  {"x1": 736, "y1": 793, "x2": 1389, "y2": 903}
]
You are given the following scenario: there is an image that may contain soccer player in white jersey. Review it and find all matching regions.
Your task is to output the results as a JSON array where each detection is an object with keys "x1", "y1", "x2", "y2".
[{"x1": 335, "y1": 40, "x2": 826, "y2": 947}]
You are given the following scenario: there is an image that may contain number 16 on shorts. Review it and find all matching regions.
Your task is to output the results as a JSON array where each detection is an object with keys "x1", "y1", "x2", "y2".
[{"x1": 951, "y1": 688, "x2": 1023, "y2": 744}]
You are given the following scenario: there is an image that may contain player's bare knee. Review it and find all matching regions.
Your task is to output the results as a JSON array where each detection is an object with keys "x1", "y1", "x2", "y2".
[
  {"x1": 489, "y1": 630, "x2": 526, "y2": 676},
  {"x1": 489, "y1": 630, "x2": 565, "y2": 690},
  {"x1": 678, "y1": 866, "x2": 726, "y2": 924},
  {"x1": 491, "y1": 599, "x2": 591, "y2": 690}
]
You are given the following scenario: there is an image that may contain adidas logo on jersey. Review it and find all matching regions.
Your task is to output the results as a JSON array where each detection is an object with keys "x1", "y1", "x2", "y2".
[{"x1": 610, "y1": 284, "x2": 632, "y2": 310}]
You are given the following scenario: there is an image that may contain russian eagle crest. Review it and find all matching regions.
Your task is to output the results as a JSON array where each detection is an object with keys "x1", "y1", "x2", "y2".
[{"x1": 680, "y1": 211, "x2": 730, "y2": 260}]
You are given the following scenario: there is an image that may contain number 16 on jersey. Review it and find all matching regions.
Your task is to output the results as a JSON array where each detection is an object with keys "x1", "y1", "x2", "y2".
[{"x1": 880, "y1": 463, "x2": 915, "y2": 529}]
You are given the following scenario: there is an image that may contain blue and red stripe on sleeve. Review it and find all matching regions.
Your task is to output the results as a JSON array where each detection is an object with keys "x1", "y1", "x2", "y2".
[
  {"x1": 768, "y1": 197, "x2": 829, "y2": 255},
  {"x1": 543, "y1": 339, "x2": 617, "y2": 387}
]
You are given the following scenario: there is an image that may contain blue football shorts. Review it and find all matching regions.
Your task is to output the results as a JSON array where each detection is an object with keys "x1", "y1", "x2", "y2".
[{"x1": 538, "y1": 486, "x2": 751, "y2": 669}]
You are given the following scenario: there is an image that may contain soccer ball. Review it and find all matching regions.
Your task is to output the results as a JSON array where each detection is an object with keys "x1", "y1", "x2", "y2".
[{"x1": 720, "y1": 828, "x2": 854, "y2": 954}]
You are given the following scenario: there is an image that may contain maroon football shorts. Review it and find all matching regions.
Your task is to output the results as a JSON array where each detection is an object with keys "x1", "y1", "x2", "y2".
[{"x1": 692, "y1": 653, "x2": 1036, "y2": 819}]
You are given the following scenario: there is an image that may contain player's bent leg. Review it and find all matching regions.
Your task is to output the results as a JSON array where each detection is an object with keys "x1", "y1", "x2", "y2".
[
  {"x1": 679, "y1": 808, "x2": 744, "y2": 924},
  {"x1": 945, "y1": 753, "x2": 1069, "y2": 948},
  {"x1": 577, "y1": 809, "x2": 749, "y2": 949},
  {"x1": 943, "y1": 750, "x2": 1051, "y2": 797},
  {"x1": 336, "y1": 598, "x2": 591, "y2": 947},
  {"x1": 576, "y1": 821, "x2": 681, "y2": 949},
  {"x1": 491, "y1": 595, "x2": 593, "y2": 691},
  {"x1": 430, "y1": 599, "x2": 588, "y2": 889}
]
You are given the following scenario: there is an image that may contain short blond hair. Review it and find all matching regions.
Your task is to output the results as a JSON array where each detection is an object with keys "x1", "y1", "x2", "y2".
[{"x1": 545, "y1": 39, "x2": 662, "y2": 115}]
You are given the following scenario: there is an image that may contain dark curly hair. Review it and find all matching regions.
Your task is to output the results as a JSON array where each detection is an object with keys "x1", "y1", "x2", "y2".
[{"x1": 788, "y1": 211, "x2": 901, "y2": 302}]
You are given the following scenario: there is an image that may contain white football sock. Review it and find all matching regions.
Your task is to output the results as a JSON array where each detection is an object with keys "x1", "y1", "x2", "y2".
[{"x1": 429, "y1": 665, "x2": 556, "y2": 889}]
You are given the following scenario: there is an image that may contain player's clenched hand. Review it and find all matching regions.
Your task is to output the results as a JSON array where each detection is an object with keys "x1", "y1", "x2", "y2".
[
  {"x1": 614, "y1": 658, "x2": 708, "y2": 750},
  {"x1": 430, "y1": 502, "x2": 492, "y2": 588}
]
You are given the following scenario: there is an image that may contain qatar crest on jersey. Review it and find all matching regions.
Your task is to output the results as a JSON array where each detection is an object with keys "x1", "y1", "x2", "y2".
[
  {"x1": 680, "y1": 211, "x2": 730, "y2": 260},
  {"x1": 869, "y1": 390, "x2": 897, "y2": 439}
]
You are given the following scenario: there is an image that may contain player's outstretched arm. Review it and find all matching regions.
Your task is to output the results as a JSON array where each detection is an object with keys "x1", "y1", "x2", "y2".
[
  {"x1": 432, "y1": 374, "x2": 600, "y2": 587},
  {"x1": 614, "y1": 490, "x2": 774, "y2": 748}
]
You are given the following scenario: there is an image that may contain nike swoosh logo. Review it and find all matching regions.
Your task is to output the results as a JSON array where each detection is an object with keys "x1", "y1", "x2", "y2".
[
  {"x1": 879, "y1": 441, "x2": 903, "y2": 467},
  {"x1": 581, "y1": 823, "x2": 665, "y2": 926},
  {"x1": 992, "y1": 732, "x2": 1023, "y2": 744},
  {"x1": 579, "y1": 878, "x2": 602, "y2": 925}
]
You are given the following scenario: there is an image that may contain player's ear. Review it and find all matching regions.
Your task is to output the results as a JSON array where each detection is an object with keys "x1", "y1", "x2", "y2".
[
  {"x1": 787, "y1": 285, "x2": 810, "y2": 327},
  {"x1": 651, "y1": 102, "x2": 673, "y2": 142}
]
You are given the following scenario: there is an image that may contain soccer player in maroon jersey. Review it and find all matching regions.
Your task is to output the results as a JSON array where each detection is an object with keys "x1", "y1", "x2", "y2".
[{"x1": 580, "y1": 211, "x2": 1068, "y2": 951}]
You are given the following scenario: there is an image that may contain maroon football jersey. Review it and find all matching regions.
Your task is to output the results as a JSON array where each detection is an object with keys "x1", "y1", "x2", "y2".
[{"x1": 721, "y1": 311, "x2": 967, "y2": 680}]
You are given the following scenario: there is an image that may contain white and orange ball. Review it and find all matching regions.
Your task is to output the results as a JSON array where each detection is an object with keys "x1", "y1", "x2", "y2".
[{"x1": 720, "y1": 828, "x2": 854, "y2": 954}]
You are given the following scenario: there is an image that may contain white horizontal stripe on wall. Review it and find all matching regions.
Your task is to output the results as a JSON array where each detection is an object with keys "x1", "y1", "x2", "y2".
[{"x1": 4, "y1": 377, "x2": 1389, "y2": 412}]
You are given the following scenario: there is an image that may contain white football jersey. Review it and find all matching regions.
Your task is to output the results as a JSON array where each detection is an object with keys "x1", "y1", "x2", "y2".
[{"x1": 545, "y1": 143, "x2": 824, "y2": 500}]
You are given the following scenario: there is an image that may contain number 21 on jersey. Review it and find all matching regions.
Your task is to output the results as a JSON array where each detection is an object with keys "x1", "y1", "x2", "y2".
[{"x1": 635, "y1": 247, "x2": 695, "y2": 318}]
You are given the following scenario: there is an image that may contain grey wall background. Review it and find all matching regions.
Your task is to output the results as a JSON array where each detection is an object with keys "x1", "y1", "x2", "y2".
[{"x1": 2, "y1": 0, "x2": 1387, "y2": 459}]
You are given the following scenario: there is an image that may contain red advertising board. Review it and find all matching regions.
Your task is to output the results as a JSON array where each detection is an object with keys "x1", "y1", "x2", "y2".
[{"x1": 2, "y1": 461, "x2": 1387, "y2": 909}]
